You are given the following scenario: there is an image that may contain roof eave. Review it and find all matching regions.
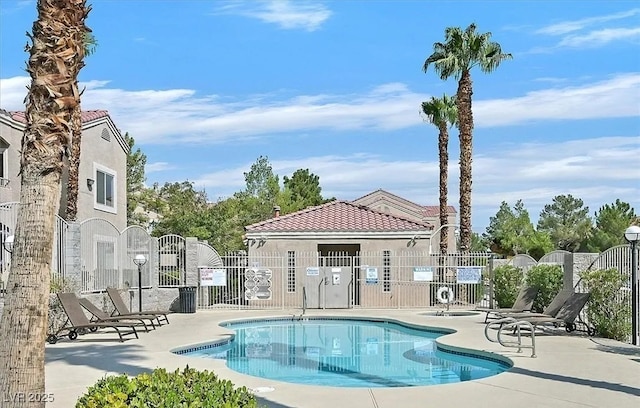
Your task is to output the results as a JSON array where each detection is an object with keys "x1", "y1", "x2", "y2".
[{"x1": 245, "y1": 230, "x2": 433, "y2": 240}]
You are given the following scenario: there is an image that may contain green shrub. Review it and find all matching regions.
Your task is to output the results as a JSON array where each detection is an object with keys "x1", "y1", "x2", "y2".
[
  {"x1": 492, "y1": 265, "x2": 524, "y2": 308},
  {"x1": 524, "y1": 264, "x2": 563, "y2": 313},
  {"x1": 76, "y1": 366, "x2": 258, "y2": 408},
  {"x1": 579, "y1": 268, "x2": 631, "y2": 341}
]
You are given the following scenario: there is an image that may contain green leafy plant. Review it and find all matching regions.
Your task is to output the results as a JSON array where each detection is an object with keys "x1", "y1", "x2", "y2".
[
  {"x1": 579, "y1": 268, "x2": 631, "y2": 341},
  {"x1": 76, "y1": 366, "x2": 258, "y2": 408},
  {"x1": 492, "y1": 265, "x2": 523, "y2": 308},
  {"x1": 524, "y1": 264, "x2": 563, "y2": 313}
]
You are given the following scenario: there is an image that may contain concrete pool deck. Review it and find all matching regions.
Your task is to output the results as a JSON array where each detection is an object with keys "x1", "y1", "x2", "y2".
[{"x1": 45, "y1": 309, "x2": 640, "y2": 408}]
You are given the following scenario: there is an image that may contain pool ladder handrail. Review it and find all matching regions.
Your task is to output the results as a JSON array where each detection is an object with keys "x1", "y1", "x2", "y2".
[
  {"x1": 484, "y1": 317, "x2": 537, "y2": 358},
  {"x1": 302, "y1": 286, "x2": 307, "y2": 316}
]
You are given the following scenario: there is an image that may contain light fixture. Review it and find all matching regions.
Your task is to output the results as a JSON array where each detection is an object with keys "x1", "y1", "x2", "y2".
[
  {"x1": 428, "y1": 224, "x2": 459, "y2": 255},
  {"x1": 3, "y1": 234, "x2": 14, "y2": 254},
  {"x1": 87, "y1": 178, "x2": 95, "y2": 191},
  {"x1": 133, "y1": 254, "x2": 147, "y2": 313},
  {"x1": 133, "y1": 254, "x2": 147, "y2": 266},
  {"x1": 624, "y1": 225, "x2": 640, "y2": 346}
]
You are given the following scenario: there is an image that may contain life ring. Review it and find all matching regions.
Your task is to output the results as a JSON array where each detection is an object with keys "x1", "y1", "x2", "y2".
[{"x1": 437, "y1": 287, "x2": 454, "y2": 304}]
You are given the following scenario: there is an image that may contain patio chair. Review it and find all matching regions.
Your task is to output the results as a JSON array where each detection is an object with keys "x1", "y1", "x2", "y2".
[
  {"x1": 78, "y1": 297, "x2": 157, "y2": 332},
  {"x1": 49, "y1": 292, "x2": 139, "y2": 344},
  {"x1": 479, "y1": 285, "x2": 539, "y2": 323},
  {"x1": 106, "y1": 287, "x2": 171, "y2": 325},
  {"x1": 484, "y1": 292, "x2": 592, "y2": 357},
  {"x1": 512, "y1": 292, "x2": 593, "y2": 334},
  {"x1": 494, "y1": 289, "x2": 574, "y2": 321}
]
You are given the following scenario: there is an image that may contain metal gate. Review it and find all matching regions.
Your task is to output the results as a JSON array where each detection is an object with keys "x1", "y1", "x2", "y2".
[{"x1": 305, "y1": 254, "x2": 352, "y2": 309}]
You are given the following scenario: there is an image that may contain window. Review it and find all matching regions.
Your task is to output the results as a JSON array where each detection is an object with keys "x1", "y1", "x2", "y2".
[
  {"x1": 94, "y1": 163, "x2": 117, "y2": 213},
  {"x1": 383, "y1": 250, "x2": 391, "y2": 292},
  {"x1": 287, "y1": 250, "x2": 296, "y2": 293},
  {"x1": 0, "y1": 138, "x2": 8, "y2": 186}
]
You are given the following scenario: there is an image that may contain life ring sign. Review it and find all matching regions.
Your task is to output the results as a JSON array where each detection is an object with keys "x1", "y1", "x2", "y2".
[{"x1": 437, "y1": 286, "x2": 455, "y2": 304}]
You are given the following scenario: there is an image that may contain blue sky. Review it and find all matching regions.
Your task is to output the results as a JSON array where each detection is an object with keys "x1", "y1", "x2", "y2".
[{"x1": 1, "y1": 0, "x2": 639, "y2": 232}]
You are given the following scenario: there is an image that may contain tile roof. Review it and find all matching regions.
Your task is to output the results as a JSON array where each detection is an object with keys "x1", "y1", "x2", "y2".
[
  {"x1": 422, "y1": 205, "x2": 457, "y2": 217},
  {"x1": 246, "y1": 200, "x2": 433, "y2": 233},
  {"x1": 4, "y1": 110, "x2": 110, "y2": 124},
  {"x1": 353, "y1": 188, "x2": 457, "y2": 216}
]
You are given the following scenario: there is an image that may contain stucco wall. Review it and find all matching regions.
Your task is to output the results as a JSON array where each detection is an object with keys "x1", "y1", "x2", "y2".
[
  {"x1": 0, "y1": 120, "x2": 24, "y2": 203},
  {"x1": 73, "y1": 122, "x2": 127, "y2": 230},
  {"x1": 0, "y1": 118, "x2": 127, "y2": 230}
]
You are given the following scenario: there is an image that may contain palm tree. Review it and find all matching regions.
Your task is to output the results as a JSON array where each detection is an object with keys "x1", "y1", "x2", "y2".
[
  {"x1": 0, "y1": 1, "x2": 90, "y2": 405},
  {"x1": 423, "y1": 23, "x2": 512, "y2": 252},
  {"x1": 65, "y1": 32, "x2": 97, "y2": 221},
  {"x1": 421, "y1": 95, "x2": 457, "y2": 254}
]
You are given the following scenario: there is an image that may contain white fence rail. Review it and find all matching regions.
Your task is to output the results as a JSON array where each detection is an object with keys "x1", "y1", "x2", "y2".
[{"x1": 197, "y1": 251, "x2": 492, "y2": 311}]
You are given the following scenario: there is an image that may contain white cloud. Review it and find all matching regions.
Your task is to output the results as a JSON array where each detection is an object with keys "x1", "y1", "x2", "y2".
[
  {"x1": 145, "y1": 162, "x2": 175, "y2": 173},
  {"x1": 474, "y1": 74, "x2": 640, "y2": 126},
  {"x1": 536, "y1": 8, "x2": 640, "y2": 35},
  {"x1": 532, "y1": 8, "x2": 640, "y2": 51},
  {"x1": 558, "y1": 27, "x2": 640, "y2": 48},
  {"x1": 2, "y1": 74, "x2": 639, "y2": 144},
  {"x1": 215, "y1": 0, "x2": 332, "y2": 31},
  {"x1": 187, "y1": 136, "x2": 640, "y2": 231}
]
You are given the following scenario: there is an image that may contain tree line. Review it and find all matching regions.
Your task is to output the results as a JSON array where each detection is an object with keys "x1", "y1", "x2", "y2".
[
  {"x1": 127, "y1": 149, "x2": 334, "y2": 253},
  {"x1": 479, "y1": 195, "x2": 638, "y2": 259}
]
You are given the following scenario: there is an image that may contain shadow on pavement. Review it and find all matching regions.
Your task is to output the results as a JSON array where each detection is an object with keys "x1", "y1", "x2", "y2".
[
  {"x1": 509, "y1": 366, "x2": 640, "y2": 397},
  {"x1": 46, "y1": 342, "x2": 148, "y2": 377}
]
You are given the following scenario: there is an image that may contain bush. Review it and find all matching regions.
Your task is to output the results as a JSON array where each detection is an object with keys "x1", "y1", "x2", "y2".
[
  {"x1": 524, "y1": 264, "x2": 563, "y2": 313},
  {"x1": 579, "y1": 268, "x2": 631, "y2": 341},
  {"x1": 492, "y1": 265, "x2": 524, "y2": 308},
  {"x1": 76, "y1": 366, "x2": 258, "y2": 408}
]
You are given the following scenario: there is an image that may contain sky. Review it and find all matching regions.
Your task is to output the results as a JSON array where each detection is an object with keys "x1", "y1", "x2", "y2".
[{"x1": 0, "y1": 0, "x2": 639, "y2": 233}]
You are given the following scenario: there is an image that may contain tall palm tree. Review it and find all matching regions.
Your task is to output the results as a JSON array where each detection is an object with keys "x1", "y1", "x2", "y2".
[
  {"x1": 0, "y1": 1, "x2": 90, "y2": 405},
  {"x1": 421, "y1": 95, "x2": 457, "y2": 254},
  {"x1": 423, "y1": 23, "x2": 512, "y2": 252},
  {"x1": 65, "y1": 32, "x2": 96, "y2": 221}
]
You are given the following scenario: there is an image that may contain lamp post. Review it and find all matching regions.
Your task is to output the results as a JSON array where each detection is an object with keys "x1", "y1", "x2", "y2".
[
  {"x1": 487, "y1": 250, "x2": 495, "y2": 309},
  {"x1": 624, "y1": 225, "x2": 640, "y2": 346},
  {"x1": 3, "y1": 235, "x2": 14, "y2": 254},
  {"x1": 133, "y1": 254, "x2": 147, "y2": 313},
  {"x1": 428, "y1": 224, "x2": 459, "y2": 255}
]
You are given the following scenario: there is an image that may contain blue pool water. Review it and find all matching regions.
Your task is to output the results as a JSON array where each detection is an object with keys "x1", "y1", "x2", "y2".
[{"x1": 180, "y1": 318, "x2": 510, "y2": 388}]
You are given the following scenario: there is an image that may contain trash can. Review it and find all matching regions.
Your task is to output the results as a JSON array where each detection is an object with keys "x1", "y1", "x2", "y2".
[{"x1": 178, "y1": 286, "x2": 197, "y2": 313}]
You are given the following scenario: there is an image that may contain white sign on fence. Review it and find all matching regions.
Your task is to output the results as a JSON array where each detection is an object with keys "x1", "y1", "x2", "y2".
[
  {"x1": 200, "y1": 268, "x2": 227, "y2": 287},
  {"x1": 456, "y1": 267, "x2": 482, "y2": 284},
  {"x1": 366, "y1": 267, "x2": 378, "y2": 284},
  {"x1": 245, "y1": 268, "x2": 273, "y2": 300},
  {"x1": 413, "y1": 266, "x2": 433, "y2": 281},
  {"x1": 306, "y1": 267, "x2": 320, "y2": 276}
]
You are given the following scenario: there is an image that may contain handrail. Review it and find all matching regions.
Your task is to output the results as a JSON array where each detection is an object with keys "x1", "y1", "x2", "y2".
[
  {"x1": 484, "y1": 317, "x2": 537, "y2": 358},
  {"x1": 302, "y1": 286, "x2": 307, "y2": 316}
]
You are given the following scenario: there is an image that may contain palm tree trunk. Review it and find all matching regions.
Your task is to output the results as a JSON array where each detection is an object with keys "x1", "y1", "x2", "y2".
[
  {"x1": 65, "y1": 105, "x2": 81, "y2": 221},
  {"x1": 438, "y1": 122, "x2": 449, "y2": 255},
  {"x1": 457, "y1": 70, "x2": 473, "y2": 253},
  {"x1": 0, "y1": 1, "x2": 89, "y2": 406}
]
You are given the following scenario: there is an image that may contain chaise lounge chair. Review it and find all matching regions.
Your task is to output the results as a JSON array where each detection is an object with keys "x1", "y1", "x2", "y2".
[
  {"x1": 484, "y1": 292, "x2": 593, "y2": 357},
  {"x1": 49, "y1": 292, "x2": 140, "y2": 344},
  {"x1": 493, "y1": 289, "x2": 574, "y2": 321},
  {"x1": 479, "y1": 285, "x2": 539, "y2": 323},
  {"x1": 78, "y1": 297, "x2": 157, "y2": 332},
  {"x1": 106, "y1": 287, "x2": 171, "y2": 325}
]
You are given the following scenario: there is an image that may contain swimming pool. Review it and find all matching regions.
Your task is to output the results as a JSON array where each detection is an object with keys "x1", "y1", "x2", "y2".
[{"x1": 177, "y1": 317, "x2": 511, "y2": 388}]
